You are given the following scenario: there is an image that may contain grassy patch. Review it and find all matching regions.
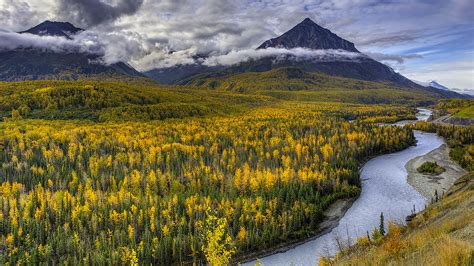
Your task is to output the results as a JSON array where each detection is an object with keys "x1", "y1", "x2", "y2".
[
  {"x1": 417, "y1": 161, "x2": 446, "y2": 175},
  {"x1": 454, "y1": 105, "x2": 474, "y2": 119}
]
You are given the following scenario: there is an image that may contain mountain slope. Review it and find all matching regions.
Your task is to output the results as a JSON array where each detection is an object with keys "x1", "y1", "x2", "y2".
[
  {"x1": 182, "y1": 67, "x2": 463, "y2": 104},
  {"x1": 0, "y1": 21, "x2": 144, "y2": 81},
  {"x1": 144, "y1": 64, "x2": 223, "y2": 84},
  {"x1": 0, "y1": 50, "x2": 144, "y2": 81},
  {"x1": 196, "y1": 55, "x2": 418, "y2": 87}
]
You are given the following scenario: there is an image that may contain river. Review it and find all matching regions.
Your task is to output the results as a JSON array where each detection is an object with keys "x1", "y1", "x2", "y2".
[{"x1": 245, "y1": 109, "x2": 444, "y2": 265}]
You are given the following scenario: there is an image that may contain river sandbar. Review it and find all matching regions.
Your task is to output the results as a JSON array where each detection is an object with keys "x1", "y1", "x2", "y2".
[{"x1": 406, "y1": 144, "x2": 466, "y2": 200}]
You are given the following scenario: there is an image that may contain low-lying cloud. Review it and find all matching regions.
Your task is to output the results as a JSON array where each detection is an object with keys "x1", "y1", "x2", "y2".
[
  {"x1": 203, "y1": 48, "x2": 365, "y2": 66},
  {"x1": 0, "y1": 30, "x2": 368, "y2": 71},
  {"x1": 0, "y1": 30, "x2": 150, "y2": 66},
  {"x1": 0, "y1": 30, "x2": 103, "y2": 54}
]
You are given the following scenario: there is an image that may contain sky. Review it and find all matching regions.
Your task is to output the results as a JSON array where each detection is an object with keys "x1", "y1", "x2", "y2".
[{"x1": 0, "y1": 0, "x2": 473, "y2": 91}]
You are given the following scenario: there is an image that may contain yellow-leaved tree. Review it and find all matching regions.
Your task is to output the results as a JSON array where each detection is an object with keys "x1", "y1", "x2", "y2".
[{"x1": 201, "y1": 208, "x2": 236, "y2": 265}]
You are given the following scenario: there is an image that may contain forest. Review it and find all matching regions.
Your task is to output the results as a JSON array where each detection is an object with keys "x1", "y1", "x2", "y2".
[{"x1": 0, "y1": 80, "x2": 466, "y2": 264}]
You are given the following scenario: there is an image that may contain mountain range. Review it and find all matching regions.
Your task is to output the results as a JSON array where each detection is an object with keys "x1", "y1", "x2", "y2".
[{"x1": 0, "y1": 18, "x2": 469, "y2": 99}]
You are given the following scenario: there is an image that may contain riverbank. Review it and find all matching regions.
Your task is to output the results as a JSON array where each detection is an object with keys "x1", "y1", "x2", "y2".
[
  {"x1": 240, "y1": 142, "x2": 419, "y2": 264},
  {"x1": 405, "y1": 144, "x2": 467, "y2": 200},
  {"x1": 237, "y1": 197, "x2": 356, "y2": 264},
  {"x1": 329, "y1": 172, "x2": 474, "y2": 265},
  {"x1": 430, "y1": 113, "x2": 474, "y2": 126}
]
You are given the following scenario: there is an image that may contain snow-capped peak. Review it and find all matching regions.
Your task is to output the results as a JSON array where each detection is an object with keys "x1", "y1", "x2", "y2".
[
  {"x1": 412, "y1": 80, "x2": 450, "y2": 90},
  {"x1": 428, "y1": 81, "x2": 449, "y2": 90}
]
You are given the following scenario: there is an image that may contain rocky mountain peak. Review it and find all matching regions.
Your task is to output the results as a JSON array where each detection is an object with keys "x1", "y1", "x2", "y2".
[
  {"x1": 19, "y1": 20, "x2": 84, "y2": 39},
  {"x1": 257, "y1": 18, "x2": 359, "y2": 53}
]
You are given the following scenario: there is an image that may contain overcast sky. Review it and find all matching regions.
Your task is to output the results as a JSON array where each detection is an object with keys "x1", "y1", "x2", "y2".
[{"x1": 1, "y1": 0, "x2": 473, "y2": 90}]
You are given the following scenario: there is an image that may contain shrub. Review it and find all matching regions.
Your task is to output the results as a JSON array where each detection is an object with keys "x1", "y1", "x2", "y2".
[{"x1": 417, "y1": 161, "x2": 446, "y2": 175}]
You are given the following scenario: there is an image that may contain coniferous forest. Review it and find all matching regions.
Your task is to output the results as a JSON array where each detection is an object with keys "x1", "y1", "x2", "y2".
[{"x1": 0, "y1": 80, "x2": 431, "y2": 264}]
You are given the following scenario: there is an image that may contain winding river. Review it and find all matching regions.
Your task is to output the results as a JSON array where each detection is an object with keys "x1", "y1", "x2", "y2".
[{"x1": 246, "y1": 109, "x2": 444, "y2": 265}]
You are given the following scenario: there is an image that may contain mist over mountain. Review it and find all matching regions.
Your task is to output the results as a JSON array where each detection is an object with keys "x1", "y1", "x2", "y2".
[
  {"x1": 0, "y1": 21, "x2": 144, "y2": 81},
  {"x1": 147, "y1": 18, "x2": 421, "y2": 89}
]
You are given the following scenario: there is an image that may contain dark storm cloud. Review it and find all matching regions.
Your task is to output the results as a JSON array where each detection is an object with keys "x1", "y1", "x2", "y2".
[{"x1": 57, "y1": 0, "x2": 145, "y2": 27}]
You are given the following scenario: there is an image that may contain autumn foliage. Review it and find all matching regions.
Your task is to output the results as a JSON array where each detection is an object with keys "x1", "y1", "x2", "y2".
[{"x1": 0, "y1": 81, "x2": 418, "y2": 264}]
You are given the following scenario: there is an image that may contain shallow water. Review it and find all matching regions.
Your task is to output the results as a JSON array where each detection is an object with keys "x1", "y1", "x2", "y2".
[
  {"x1": 245, "y1": 109, "x2": 443, "y2": 266},
  {"x1": 394, "y1": 107, "x2": 431, "y2": 126},
  {"x1": 415, "y1": 108, "x2": 432, "y2": 121}
]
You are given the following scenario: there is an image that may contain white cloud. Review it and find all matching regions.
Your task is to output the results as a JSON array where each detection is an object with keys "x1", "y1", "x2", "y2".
[
  {"x1": 0, "y1": 30, "x2": 103, "y2": 54},
  {"x1": 203, "y1": 48, "x2": 365, "y2": 66},
  {"x1": 0, "y1": 29, "x2": 152, "y2": 66},
  {"x1": 403, "y1": 60, "x2": 474, "y2": 90}
]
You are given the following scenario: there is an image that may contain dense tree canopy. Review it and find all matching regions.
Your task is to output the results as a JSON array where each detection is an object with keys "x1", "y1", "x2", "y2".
[{"x1": 0, "y1": 80, "x2": 433, "y2": 264}]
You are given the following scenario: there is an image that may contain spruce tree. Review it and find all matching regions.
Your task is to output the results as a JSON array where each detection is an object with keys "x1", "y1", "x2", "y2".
[{"x1": 379, "y1": 212, "x2": 385, "y2": 236}]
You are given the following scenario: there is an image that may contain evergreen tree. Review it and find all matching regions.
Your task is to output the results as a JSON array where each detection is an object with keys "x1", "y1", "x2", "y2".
[{"x1": 379, "y1": 212, "x2": 385, "y2": 236}]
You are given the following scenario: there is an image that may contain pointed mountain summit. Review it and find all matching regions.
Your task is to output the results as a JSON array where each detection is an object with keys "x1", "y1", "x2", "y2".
[
  {"x1": 428, "y1": 81, "x2": 449, "y2": 90},
  {"x1": 257, "y1": 18, "x2": 359, "y2": 52},
  {"x1": 19, "y1": 20, "x2": 84, "y2": 39}
]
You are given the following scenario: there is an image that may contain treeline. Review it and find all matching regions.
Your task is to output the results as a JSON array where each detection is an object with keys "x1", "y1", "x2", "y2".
[
  {"x1": 0, "y1": 81, "x2": 423, "y2": 124},
  {"x1": 0, "y1": 81, "x2": 270, "y2": 121},
  {"x1": 0, "y1": 108, "x2": 415, "y2": 264}
]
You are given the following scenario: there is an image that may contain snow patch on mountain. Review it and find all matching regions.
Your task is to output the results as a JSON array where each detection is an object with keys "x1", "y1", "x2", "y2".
[{"x1": 413, "y1": 80, "x2": 450, "y2": 90}]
